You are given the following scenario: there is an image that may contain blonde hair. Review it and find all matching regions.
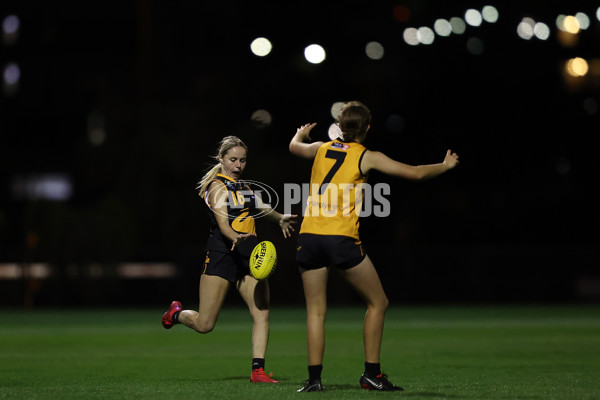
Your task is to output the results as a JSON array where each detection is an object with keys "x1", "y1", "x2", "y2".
[{"x1": 197, "y1": 136, "x2": 248, "y2": 198}]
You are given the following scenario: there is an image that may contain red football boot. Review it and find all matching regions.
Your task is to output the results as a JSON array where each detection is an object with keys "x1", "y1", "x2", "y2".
[
  {"x1": 250, "y1": 367, "x2": 279, "y2": 383},
  {"x1": 161, "y1": 301, "x2": 182, "y2": 329}
]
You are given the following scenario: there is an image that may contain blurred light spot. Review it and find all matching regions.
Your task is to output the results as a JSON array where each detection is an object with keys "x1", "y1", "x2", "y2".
[
  {"x1": 0, "y1": 263, "x2": 51, "y2": 279},
  {"x1": 365, "y1": 41, "x2": 384, "y2": 60},
  {"x1": 2, "y1": 15, "x2": 20, "y2": 34},
  {"x1": 3, "y1": 62, "x2": 20, "y2": 96},
  {"x1": 597, "y1": 7, "x2": 600, "y2": 22},
  {"x1": 555, "y1": 157, "x2": 570, "y2": 176},
  {"x1": 575, "y1": 12, "x2": 590, "y2": 30},
  {"x1": 450, "y1": 17, "x2": 466, "y2": 34},
  {"x1": 87, "y1": 111, "x2": 106, "y2": 146},
  {"x1": 89, "y1": 128, "x2": 106, "y2": 146},
  {"x1": 3, "y1": 62, "x2": 20, "y2": 85},
  {"x1": 304, "y1": 44, "x2": 326, "y2": 64},
  {"x1": 2, "y1": 14, "x2": 20, "y2": 46},
  {"x1": 393, "y1": 5, "x2": 411, "y2": 23},
  {"x1": 417, "y1": 27, "x2": 435, "y2": 45},
  {"x1": 250, "y1": 109, "x2": 272, "y2": 129},
  {"x1": 534, "y1": 22, "x2": 551, "y2": 40},
  {"x1": 555, "y1": 15, "x2": 566, "y2": 30},
  {"x1": 482, "y1": 6, "x2": 499, "y2": 23},
  {"x1": 330, "y1": 102, "x2": 344, "y2": 120},
  {"x1": 250, "y1": 37, "x2": 272, "y2": 57},
  {"x1": 517, "y1": 18, "x2": 535, "y2": 40},
  {"x1": 466, "y1": 37, "x2": 484, "y2": 55},
  {"x1": 434, "y1": 19, "x2": 452, "y2": 37},
  {"x1": 11, "y1": 173, "x2": 73, "y2": 201},
  {"x1": 465, "y1": 9, "x2": 483, "y2": 27},
  {"x1": 386, "y1": 114, "x2": 405, "y2": 134},
  {"x1": 0, "y1": 264, "x2": 21, "y2": 279},
  {"x1": 583, "y1": 97, "x2": 598, "y2": 115},
  {"x1": 566, "y1": 57, "x2": 589, "y2": 77},
  {"x1": 403, "y1": 27, "x2": 419, "y2": 46},
  {"x1": 558, "y1": 15, "x2": 580, "y2": 34},
  {"x1": 555, "y1": 14, "x2": 565, "y2": 30},
  {"x1": 117, "y1": 263, "x2": 177, "y2": 278},
  {"x1": 328, "y1": 123, "x2": 342, "y2": 140}
]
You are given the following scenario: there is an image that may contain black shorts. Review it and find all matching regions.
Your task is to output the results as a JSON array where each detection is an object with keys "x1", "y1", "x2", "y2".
[
  {"x1": 296, "y1": 233, "x2": 366, "y2": 270},
  {"x1": 203, "y1": 250, "x2": 250, "y2": 283}
]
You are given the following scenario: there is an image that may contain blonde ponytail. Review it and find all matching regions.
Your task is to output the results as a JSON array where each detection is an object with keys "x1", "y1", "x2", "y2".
[{"x1": 197, "y1": 164, "x2": 222, "y2": 199}]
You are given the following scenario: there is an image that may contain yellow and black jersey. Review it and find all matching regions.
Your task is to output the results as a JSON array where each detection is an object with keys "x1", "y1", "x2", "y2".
[
  {"x1": 204, "y1": 173, "x2": 258, "y2": 255},
  {"x1": 299, "y1": 140, "x2": 368, "y2": 240}
]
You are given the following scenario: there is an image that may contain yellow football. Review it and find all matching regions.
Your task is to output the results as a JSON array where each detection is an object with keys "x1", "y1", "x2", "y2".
[{"x1": 249, "y1": 241, "x2": 277, "y2": 280}]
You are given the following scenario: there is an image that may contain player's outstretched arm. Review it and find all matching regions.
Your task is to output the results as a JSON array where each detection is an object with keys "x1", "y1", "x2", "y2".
[
  {"x1": 255, "y1": 194, "x2": 298, "y2": 238},
  {"x1": 289, "y1": 122, "x2": 323, "y2": 159},
  {"x1": 362, "y1": 149, "x2": 459, "y2": 180}
]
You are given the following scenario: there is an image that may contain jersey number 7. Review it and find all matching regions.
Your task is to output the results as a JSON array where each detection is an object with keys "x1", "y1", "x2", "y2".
[{"x1": 318, "y1": 150, "x2": 347, "y2": 195}]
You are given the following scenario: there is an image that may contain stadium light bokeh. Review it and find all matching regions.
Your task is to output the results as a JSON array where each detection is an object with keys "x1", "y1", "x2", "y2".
[
  {"x1": 250, "y1": 37, "x2": 273, "y2": 57},
  {"x1": 465, "y1": 9, "x2": 483, "y2": 27},
  {"x1": 566, "y1": 57, "x2": 589, "y2": 77},
  {"x1": 365, "y1": 41, "x2": 384, "y2": 60},
  {"x1": 304, "y1": 44, "x2": 326, "y2": 64},
  {"x1": 403, "y1": 6, "x2": 498, "y2": 46},
  {"x1": 1, "y1": 14, "x2": 19, "y2": 46},
  {"x1": 250, "y1": 109, "x2": 272, "y2": 129}
]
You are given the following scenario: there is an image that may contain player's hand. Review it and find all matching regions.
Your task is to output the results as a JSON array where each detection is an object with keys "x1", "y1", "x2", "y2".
[
  {"x1": 231, "y1": 233, "x2": 254, "y2": 250},
  {"x1": 443, "y1": 149, "x2": 459, "y2": 170},
  {"x1": 279, "y1": 214, "x2": 298, "y2": 238},
  {"x1": 296, "y1": 123, "x2": 317, "y2": 142}
]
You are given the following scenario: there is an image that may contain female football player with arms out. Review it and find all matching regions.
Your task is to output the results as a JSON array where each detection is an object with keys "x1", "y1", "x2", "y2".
[
  {"x1": 289, "y1": 101, "x2": 459, "y2": 392},
  {"x1": 162, "y1": 135, "x2": 297, "y2": 383}
]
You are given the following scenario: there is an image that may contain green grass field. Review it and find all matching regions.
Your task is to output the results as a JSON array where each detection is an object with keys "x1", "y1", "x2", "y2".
[{"x1": 1, "y1": 305, "x2": 599, "y2": 399}]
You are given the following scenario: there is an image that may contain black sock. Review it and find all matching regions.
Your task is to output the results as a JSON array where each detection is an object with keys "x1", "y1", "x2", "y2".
[
  {"x1": 365, "y1": 362, "x2": 381, "y2": 378},
  {"x1": 308, "y1": 364, "x2": 323, "y2": 381},
  {"x1": 252, "y1": 358, "x2": 265, "y2": 371},
  {"x1": 172, "y1": 311, "x2": 180, "y2": 323}
]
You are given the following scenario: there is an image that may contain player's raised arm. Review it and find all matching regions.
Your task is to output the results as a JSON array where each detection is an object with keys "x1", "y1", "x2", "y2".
[
  {"x1": 254, "y1": 192, "x2": 298, "y2": 238},
  {"x1": 361, "y1": 149, "x2": 459, "y2": 180},
  {"x1": 289, "y1": 122, "x2": 323, "y2": 160}
]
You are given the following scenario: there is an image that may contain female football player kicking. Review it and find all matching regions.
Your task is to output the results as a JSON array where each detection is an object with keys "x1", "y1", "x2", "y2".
[
  {"x1": 289, "y1": 101, "x2": 459, "y2": 392},
  {"x1": 162, "y1": 135, "x2": 297, "y2": 383}
]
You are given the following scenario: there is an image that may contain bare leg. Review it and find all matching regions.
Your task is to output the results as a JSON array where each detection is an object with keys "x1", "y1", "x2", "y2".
[
  {"x1": 178, "y1": 274, "x2": 230, "y2": 333},
  {"x1": 237, "y1": 275, "x2": 271, "y2": 358},
  {"x1": 300, "y1": 267, "x2": 329, "y2": 366},
  {"x1": 338, "y1": 255, "x2": 389, "y2": 363}
]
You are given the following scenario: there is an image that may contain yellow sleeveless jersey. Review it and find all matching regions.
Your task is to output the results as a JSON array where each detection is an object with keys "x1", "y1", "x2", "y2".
[{"x1": 299, "y1": 140, "x2": 368, "y2": 239}]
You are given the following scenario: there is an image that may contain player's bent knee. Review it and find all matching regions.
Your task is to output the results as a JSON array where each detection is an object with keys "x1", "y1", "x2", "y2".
[
  {"x1": 368, "y1": 296, "x2": 389, "y2": 313},
  {"x1": 382, "y1": 296, "x2": 390, "y2": 310},
  {"x1": 193, "y1": 318, "x2": 217, "y2": 334}
]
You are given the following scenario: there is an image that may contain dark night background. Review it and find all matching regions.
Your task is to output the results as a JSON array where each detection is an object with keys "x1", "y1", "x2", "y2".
[{"x1": 1, "y1": 1, "x2": 599, "y2": 307}]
